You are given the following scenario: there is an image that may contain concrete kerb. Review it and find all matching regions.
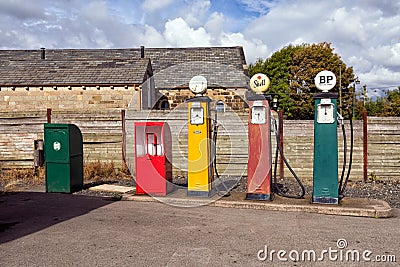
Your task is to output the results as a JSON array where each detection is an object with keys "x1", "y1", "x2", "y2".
[
  {"x1": 121, "y1": 193, "x2": 393, "y2": 218},
  {"x1": 88, "y1": 185, "x2": 393, "y2": 218}
]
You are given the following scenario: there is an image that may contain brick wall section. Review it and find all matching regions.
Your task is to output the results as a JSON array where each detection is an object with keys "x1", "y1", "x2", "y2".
[
  {"x1": 0, "y1": 86, "x2": 140, "y2": 111},
  {"x1": 1, "y1": 110, "x2": 399, "y2": 181}
]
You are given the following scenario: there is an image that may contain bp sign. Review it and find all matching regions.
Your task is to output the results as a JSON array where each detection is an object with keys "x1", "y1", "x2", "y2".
[{"x1": 314, "y1": 70, "x2": 336, "y2": 92}]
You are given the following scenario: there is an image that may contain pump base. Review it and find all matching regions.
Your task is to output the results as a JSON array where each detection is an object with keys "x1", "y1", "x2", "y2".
[
  {"x1": 312, "y1": 196, "x2": 339, "y2": 205},
  {"x1": 188, "y1": 189, "x2": 215, "y2": 198},
  {"x1": 245, "y1": 193, "x2": 272, "y2": 201}
]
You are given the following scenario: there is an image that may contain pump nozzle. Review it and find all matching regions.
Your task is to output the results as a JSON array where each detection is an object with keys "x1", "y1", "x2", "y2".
[
  {"x1": 271, "y1": 98, "x2": 278, "y2": 111},
  {"x1": 337, "y1": 112, "x2": 344, "y2": 125}
]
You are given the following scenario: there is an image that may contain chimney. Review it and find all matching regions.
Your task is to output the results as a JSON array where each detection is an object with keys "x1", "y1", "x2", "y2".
[
  {"x1": 140, "y1": 46, "x2": 145, "y2": 58},
  {"x1": 40, "y1": 48, "x2": 45, "y2": 59}
]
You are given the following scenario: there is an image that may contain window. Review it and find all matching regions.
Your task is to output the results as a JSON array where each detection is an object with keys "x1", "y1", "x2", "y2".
[
  {"x1": 216, "y1": 100, "x2": 225, "y2": 113},
  {"x1": 160, "y1": 100, "x2": 170, "y2": 110}
]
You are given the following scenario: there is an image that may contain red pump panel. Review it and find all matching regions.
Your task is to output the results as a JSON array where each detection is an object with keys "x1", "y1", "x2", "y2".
[
  {"x1": 246, "y1": 99, "x2": 272, "y2": 200},
  {"x1": 134, "y1": 122, "x2": 173, "y2": 196}
]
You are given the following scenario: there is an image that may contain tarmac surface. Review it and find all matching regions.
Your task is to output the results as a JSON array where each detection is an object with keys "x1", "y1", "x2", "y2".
[{"x1": 1, "y1": 186, "x2": 399, "y2": 266}]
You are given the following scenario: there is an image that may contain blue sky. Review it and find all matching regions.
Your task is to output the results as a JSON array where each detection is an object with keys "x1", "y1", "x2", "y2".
[{"x1": 0, "y1": 0, "x2": 399, "y2": 98}]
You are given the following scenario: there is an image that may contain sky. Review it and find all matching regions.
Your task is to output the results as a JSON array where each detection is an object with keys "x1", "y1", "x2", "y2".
[{"x1": 0, "y1": 0, "x2": 399, "y2": 99}]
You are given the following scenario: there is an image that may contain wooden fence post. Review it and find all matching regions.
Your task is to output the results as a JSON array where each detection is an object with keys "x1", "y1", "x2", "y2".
[
  {"x1": 363, "y1": 110, "x2": 368, "y2": 182},
  {"x1": 279, "y1": 110, "x2": 284, "y2": 178},
  {"x1": 121, "y1": 109, "x2": 126, "y2": 166},
  {"x1": 46, "y1": 108, "x2": 51, "y2": 123}
]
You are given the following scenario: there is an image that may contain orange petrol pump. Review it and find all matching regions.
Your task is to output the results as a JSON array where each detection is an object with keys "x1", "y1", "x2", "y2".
[
  {"x1": 246, "y1": 73, "x2": 273, "y2": 201},
  {"x1": 134, "y1": 121, "x2": 173, "y2": 196}
]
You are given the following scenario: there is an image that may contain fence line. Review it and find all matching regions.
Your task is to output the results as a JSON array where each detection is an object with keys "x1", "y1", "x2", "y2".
[{"x1": 1, "y1": 109, "x2": 399, "y2": 181}]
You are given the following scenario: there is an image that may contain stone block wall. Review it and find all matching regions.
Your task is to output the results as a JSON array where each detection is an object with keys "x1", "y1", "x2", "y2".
[
  {"x1": 0, "y1": 86, "x2": 140, "y2": 111},
  {"x1": 159, "y1": 88, "x2": 248, "y2": 111}
]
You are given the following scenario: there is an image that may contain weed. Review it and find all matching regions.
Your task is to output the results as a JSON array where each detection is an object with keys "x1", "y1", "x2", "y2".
[
  {"x1": 0, "y1": 167, "x2": 44, "y2": 191},
  {"x1": 1, "y1": 161, "x2": 132, "y2": 192},
  {"x1": 84, "y1": 160, "x2": 117, "y2": 182},
  {"x1": 112, "y1": 192, "x2": 123, "y2": 201},
  {"x1": 368, "y1": 171, "x2": 379, "y2": 183}
]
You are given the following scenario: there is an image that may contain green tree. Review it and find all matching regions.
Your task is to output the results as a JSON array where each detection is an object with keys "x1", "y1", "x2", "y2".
[
  {"x1": 249, "y1": 42, "x2": 354, "y2": 119},
  {"x1": 249, "y1": 44, "x2": 305, "y2": 118},
  {"x1": 358, "y1": 87, "x2": 400, "y2": 117},
  {"x1": 383, "y1": 87, "x2": 400, "y2": 116}
]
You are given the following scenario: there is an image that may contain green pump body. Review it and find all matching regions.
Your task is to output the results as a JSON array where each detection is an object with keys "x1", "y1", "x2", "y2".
[{"x1": 312, "y1": 92, "x2": 339, "y2": 204}]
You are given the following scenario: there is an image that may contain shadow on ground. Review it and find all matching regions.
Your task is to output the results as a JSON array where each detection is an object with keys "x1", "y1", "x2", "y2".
[{"x1": 0, "y1": 191, "x2": 113, "y2": 244}]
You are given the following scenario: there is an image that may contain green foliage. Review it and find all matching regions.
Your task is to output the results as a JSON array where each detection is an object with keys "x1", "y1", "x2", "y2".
[
  {"x1": 249, "y1": 42, "x2": 354, "y2": 119},
  {"x1": 385, "y1": 87, "x2": 400, "y2": 116},
  {"x1": 249, "y1": 44, "x2": 305, "y2": 117},
  {"x1": 357, "y1": 87, "x2": 400, "y2": 117}
]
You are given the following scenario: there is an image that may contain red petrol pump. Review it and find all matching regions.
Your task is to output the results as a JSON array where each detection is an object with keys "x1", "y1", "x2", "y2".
[
  {"x1": 246, "y1": 73, "x2": 306, "y2": 201},
  {"x1": 246, "y1": 73, "x2": 273, "y2": 200},
  {"x1": 134, "y1": 121, "x2": 173, "y2": 196}
]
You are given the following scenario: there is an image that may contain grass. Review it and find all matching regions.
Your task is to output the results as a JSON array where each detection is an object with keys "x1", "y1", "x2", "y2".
[{"x1": 0, "y1": 161, "x2": 132, "y2": 192}]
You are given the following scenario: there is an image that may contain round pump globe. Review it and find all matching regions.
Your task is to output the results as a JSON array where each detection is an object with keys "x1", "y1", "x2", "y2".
[
  {"x1": 250, "y1": 73, "x2": 270, "y2": 93},
  {"x1": 189, "y1": 75, "x2": 208, "y2": 95},
  {"x1": 314, "y1": 70, "x2": 337, "y2": 92}
]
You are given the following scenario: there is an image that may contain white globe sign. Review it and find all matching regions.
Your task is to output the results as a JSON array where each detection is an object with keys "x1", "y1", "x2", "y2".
[
  {"x1": 314, "y1": 70, "x2": 336, "y2": 92},
  {"x1": 189, "y1": 75, "x2": 207, "y2": 95},
  {"x1": 249, "y1": 73, "x2": 270, "y2": 93}
]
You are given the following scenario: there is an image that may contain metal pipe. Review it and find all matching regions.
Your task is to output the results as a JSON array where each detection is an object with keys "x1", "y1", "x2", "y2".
[
  {"x1": 41, "y1": 48, "x2": 45, "y2": 59},
  {"x1": 140, "y1": 46, "x2": 145, "y2": 58}
]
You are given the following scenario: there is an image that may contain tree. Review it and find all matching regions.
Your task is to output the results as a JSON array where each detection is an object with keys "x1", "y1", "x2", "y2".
[
  {"x1": 357, "y1": 87, "x2": 400, "y2": 117},
  {"x1": 249, "y1": 42, "x2": 355, "y2": 119},
  {"x1": 384, "y1": 87, "x2": 400, "y2": 116},
  {"x1": 249, "y1": 44, "x2": 305, "y2": 118}
]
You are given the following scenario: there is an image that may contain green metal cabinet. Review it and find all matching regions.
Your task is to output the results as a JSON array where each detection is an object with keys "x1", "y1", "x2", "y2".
[
  {"x1": 44, "y1": 123, "x2": 83, "y2": 193},
  {"x1": 312, "y1": 93, "x2": 339, "y2": 204}
]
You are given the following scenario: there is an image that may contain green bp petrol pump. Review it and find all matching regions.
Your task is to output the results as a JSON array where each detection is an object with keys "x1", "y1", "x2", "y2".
[{"x1": 312, "y1": 70, "x2": 339, "y2": 204}]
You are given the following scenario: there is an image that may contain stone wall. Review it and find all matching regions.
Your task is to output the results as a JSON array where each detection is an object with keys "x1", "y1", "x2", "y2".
[
  {"x1": 159, "y1": 88, "x2": 248, "y2": 111},
  {"x1": 0, "y1": 86, "x2": 140, "y2": 111}
]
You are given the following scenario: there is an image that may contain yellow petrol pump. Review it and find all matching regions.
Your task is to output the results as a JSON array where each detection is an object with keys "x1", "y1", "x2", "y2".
[{"x1": 187, "y1": 76, "x2": 214, "y2": 197}]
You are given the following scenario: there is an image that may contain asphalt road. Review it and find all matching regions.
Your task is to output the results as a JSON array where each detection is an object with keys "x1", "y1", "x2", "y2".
[{"x1": 1, "y1": 192, "x2": 399, "y2": 266}]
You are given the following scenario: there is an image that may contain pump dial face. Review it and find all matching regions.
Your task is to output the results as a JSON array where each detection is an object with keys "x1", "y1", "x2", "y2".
[
  {"x1": 190, "y1": 107, "x2": 204, "y2": 125},
  {"x1": 251, "y1": 105, "x2": 266, "y2": 124},
  {"x1": 317, "y1": 103, "x2": 334, "y2": 124}
]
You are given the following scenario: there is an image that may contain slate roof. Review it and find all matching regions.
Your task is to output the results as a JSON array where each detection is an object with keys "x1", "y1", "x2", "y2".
[
  {"x1": 0, "y1": 58, "x2": 151, "y2": 85},
  {"x1": 0, "y1": 47, "x2": 249, "y2": 88}
]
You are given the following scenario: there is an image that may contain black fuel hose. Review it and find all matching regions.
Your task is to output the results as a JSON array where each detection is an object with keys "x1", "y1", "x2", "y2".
[
  {"x1": 272, "y1": 111, "x2": 306, "y2": 199},
  {"x1": 338, "y1": 114, "x2": 347, "y2": 194},
  {"x1": 339, "y1": 109, "x2": 354, "y2": 198},
  {"x1": 212, "y1": 111, "x2": 230, "y2": 197}
]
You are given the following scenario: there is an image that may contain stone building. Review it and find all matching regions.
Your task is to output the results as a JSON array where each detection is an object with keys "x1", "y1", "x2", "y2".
[{"x1": 0, "y1": 46, "x2": 250, "y2": 112}]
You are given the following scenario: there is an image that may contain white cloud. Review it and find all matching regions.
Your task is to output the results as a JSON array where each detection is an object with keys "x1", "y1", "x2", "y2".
[
  {"x1": 0, "y1": 0, "x2": 399, "y2": 92},
  {"x1": 204, "y1": 12, "x2": 224, "y2": 42},
  {"x1": 220, "y1": 32, "x2": 268, "y2": 62},
  {"x1": 141, "y1": 0, "x2": 175, "y2": 12},
  {"x1": 164, "y1": 17, "x2": 211, "y2": 47},
  {"x1": 244, "y1": 0, "x2": 400, "y2": 90},
  {"x1": 181, "y1": 0, "x2": 211, "y2": 27}
]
